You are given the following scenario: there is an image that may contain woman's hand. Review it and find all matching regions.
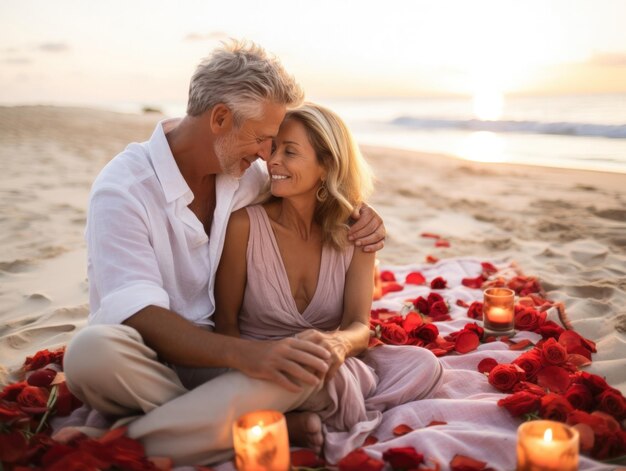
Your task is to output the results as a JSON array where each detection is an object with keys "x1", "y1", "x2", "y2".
[{"x1": 295, "y1": 329, "x2": 350, "y2": 380}]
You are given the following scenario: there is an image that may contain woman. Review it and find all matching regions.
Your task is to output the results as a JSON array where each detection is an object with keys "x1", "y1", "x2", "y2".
[{"x1": 214, "y1": 103, "x2": 442, "y2": 462}]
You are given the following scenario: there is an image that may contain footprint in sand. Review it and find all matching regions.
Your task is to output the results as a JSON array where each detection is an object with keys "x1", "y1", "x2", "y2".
[
  {"x1": 592, "y1": 208, "x2": 626, "y2": 222},
  {"x1": 0, "y1": 259, "x2": 36, "y2": 273},
  {"x1": 1, "y1": 324, "x2": 76, "y2": 350}
]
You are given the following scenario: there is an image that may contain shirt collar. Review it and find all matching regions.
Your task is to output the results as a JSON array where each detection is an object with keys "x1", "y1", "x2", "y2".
[{"x1": 147, "y1": 118, "x2": 192, "y2": 204}]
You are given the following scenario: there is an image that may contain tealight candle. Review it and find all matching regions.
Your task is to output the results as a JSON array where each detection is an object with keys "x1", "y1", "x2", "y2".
[
  {"x1": 483, "y1": 287, "x2": 515, "y2": 336},
  {"x1": 517, "y1": 420, "x2": 579, "y2": 471},
  {"x1": 232, "y1": 410, "x2": 290, "y2": 471}
]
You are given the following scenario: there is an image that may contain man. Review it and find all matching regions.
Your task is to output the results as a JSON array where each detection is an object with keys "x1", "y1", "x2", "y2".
[{"x1": 64, "y1": 40, "x2": 385, "y2": 465}]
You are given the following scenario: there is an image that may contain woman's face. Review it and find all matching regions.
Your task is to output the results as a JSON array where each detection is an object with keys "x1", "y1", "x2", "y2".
[{"x1": 268, "y1": 118, "x2": 326, "y2": 200}]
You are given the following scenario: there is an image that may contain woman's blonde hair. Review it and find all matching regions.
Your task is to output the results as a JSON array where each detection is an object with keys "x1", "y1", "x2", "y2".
[{"x1": 285, "y1": 103, "x2": 373, "y2": 249}]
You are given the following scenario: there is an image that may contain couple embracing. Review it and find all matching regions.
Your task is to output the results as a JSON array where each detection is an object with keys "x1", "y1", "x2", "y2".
[{"x1": 63, "y1": 39, "x2": 442, "y2": 466}]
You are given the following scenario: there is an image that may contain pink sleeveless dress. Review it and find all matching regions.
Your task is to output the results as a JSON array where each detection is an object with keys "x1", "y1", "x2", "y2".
[{"x1": 240, "y1": 205, "x2": 443, "y2": 463}]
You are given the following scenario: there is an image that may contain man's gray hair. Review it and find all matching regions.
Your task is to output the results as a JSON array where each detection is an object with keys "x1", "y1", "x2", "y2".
[{"x1": 187, "y1": 39, "x2": 304, "y2": 124}]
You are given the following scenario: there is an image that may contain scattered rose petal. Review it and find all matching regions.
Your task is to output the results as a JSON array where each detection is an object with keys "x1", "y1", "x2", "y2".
[
  {"x1": 426, "y1": 255, "x2": 439, "y2": 264},
  {"x1": 363, "y1": 435, "x2": 378, "y2": 446},
  {"x1": 338, "y1": 448, "x2": 384, "y2": 471},
  {"x1": 456, "y1": 299, "x2": 470, "y2": 308},
  {"x1": 380, "y1": 271, "x2": 396, "y2": 282},
  {"x1": 435, "y1": 239, "x2": 450, "y2": 248},
  {"x1": 381, "y1": 282, "x2": 403, "y2": 295},
  {"x1": 455, "y1": 330, "x2": 480, "y2": 354},
  {"x1": 536, "y1": 366, "x2": 572, "y2": 394},
  {"x1": 509, "y1": 339, "x2": 532, "y2": 351},
  {"x1": 426, "y1": 420, "x2": 447, "y2": 427},
  {"x1": 462, "y1": 275, "x2": 485, "y2": 289},
  {"x1": 477, "y1": 358, "x2": 498, "y2": 374},
  {"x1": 291, "y1": 449, "x2": 325, "y2": 468},
  {"x1": 450, "y1": 454, "x2": 487, "y2": 471},
  {"x1": 405, "y1": 271, "x2": 426, "y2": 285},
  {"x1": 392, "y1": 424, "x2": 414, "y2": 436},
  {"x1": 421, "y1": 232, "x2": 441, "y2": 239}
]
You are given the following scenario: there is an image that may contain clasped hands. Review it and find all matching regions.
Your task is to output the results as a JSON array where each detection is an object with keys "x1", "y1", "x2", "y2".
[{"x1": 239, "y1": 330, "x2": 348, "y2": 393}]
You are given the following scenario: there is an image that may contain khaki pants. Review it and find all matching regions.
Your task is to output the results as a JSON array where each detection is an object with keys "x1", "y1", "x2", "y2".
[{"x1": 64, "y1": 324, "x2": 324, "y2": 466}]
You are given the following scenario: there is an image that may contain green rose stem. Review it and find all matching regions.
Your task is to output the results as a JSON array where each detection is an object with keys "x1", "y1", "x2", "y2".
[{"x1": 35, "y1": 385, "x2": 58, "y2": 434}]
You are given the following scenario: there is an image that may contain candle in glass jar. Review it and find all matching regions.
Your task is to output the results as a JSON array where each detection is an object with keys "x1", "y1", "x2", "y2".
[
  {"x1": 483, "y1": 287, "x2": 515, "y2": 334},
  {"x1": 517, "y1": 420, "x2": 579, "y2": 471},
  {"x1": 232, "y1": 410, "x2": 290, "y2": 471}
]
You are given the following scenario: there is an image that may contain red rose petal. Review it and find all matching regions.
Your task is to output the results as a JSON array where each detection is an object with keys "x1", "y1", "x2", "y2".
[
  {"x1": 363, "y1": 435, "x2": 379, "y2": 446},
  {"x1": 392, "y1": 424, "x2": 414, "y2": 436},
  {"x1": 450, "y1": 454, "x2": 487, "y2": 471},
  {"x1": 381, "y1": 281, "x2": 404, "y2": 295},
  {"x1": 405, "y1": 271, "x2": 426, "y2": 285},
  {"x1": 477, "y1": 358, "x2": 498, "y2": 374},
  {"x1": 568, "y1": 345, "x2": 592, "y2": 360},
  {"x1": 455, "y1": 330, "x2": 480, "y2": 354},
  {"x1": 291, "y1": 449, "x2": 325, "y2": 467},
  {"x1": 509, "y1": 339, "x2": 532, "y2": 351},
  {"x1": 338, "y1": 449, "x2": 384, "y2": 471},
  {"x1": 480, "y1": 262, "x2": 498, "y2": 275},
  {"x1": 402, "y1": 312, "x2": 424, "y2": 333},
  {"x1": 536, "y1": 366, "x2": 572, "y2": 394},
  {"x1": 462, "y1": 275, "x2": 485, "y2": 289},
  {"x1": 421, "y1": 232, "x2": 441, "y2": 239},
  {"x1": 380, "y1": 270, "x2": 396, "y2": 282},
  {"x1": 435, "y1": 239, "x2": 450, "y2": 248},
  {"x1": 426, "y1": 255, "x2": 439, "y2": 264},
  {"x1": 456, "y1": 299, "x2": 470, "y2": 308},
  {"x1": 426, "y1": 420, "x2": 447, "y2": 427},
  {"x1": 567, "y1": 353, "x2": 592, "y2": 367}
]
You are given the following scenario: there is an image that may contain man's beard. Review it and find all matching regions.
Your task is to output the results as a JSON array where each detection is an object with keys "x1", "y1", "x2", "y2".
[{"x1": 215, "y1": 131, "x2": 243, "y2": 178}]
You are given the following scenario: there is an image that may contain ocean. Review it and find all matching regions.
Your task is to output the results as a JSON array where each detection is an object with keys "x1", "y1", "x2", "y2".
[{"x1": 107, "y1": 94, "x2": 626, "y2": 174}]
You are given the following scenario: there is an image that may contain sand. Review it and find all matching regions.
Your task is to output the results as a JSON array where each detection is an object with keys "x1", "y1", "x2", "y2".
[{"x1": 1, "y1": 105, "x2": 625, "y2": 398}]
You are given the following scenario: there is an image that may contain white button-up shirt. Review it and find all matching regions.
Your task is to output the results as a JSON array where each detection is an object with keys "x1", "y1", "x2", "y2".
[{"x1": 86, "y1": 118, "x2": 267, "y2": 326}]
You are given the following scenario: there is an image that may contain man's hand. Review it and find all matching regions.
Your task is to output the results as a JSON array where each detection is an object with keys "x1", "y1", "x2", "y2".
[
  {"x1": 348, "y1": 202, "x2": 385, "y2": 252},
  {"x1": 295, "y1": 330, "x2": 349, "y2": 381},
  {"x1": 236, "y1": 337, "x2": 331, "y2": 393}
]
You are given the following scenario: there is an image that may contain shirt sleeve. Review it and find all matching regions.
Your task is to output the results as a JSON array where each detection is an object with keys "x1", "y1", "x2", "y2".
[{"x1": 86, "y1": 185, "x2": 170, "y2": 325}]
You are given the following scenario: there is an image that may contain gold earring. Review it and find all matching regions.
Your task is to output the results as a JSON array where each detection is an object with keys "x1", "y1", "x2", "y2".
[{"x1": 316, "y1": 181, "x2": 328, "y2": 202}]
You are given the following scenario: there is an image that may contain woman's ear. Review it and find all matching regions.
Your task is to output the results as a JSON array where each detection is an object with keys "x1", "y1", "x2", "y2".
[{"x1": 209, "y1": 103, "x2": 233, "y2": 134}]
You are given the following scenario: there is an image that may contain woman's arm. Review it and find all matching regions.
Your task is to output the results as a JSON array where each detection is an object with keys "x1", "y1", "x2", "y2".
[
  {"x1": 297, "y1": 247, "x2": 375, "y2": 379},
  {"x1": 214, "y1": 208, "x2": 250, "y2": 337}
]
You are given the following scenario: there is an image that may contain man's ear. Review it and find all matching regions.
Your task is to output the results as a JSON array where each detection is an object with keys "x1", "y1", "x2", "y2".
[{"x1": 209, "y1": 103, "x2": 233, "y2": 134}]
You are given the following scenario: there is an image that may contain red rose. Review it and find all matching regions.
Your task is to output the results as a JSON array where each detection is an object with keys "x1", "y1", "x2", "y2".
[
  {"x1": 575, "y1": 371, "x2": 610, "y2": 395},
  {"x1": 24, "y1": 347, "x2": 65, "y2": 372},
  {"x1": 430, "y1": 277, "x2": 447, "y2": 289},
  {"x1": 382, "y1": 447, "x2": 424, "y2": 469},
  {"x1": 498, "y1": 391, "x2": 541, "y2": 417},
  {"x1": 27, "y1": 368, "x2": 58, "y2": 387},
  {"x1": 0, "y1": 381, "x2": 28, "y2": 402},
  {"x1": 540, "y1": 338, "x2": 568, "y2": 366},
  {"x1": 429, "y1": 300, "x2": 450, "y2": 320},
  {"x1": 488, "y1": 364, "x2": 524, "y2": 392},
  {"x1": 540, "y1": 393, "x2": 574, "y2": 422},
  {"x1": 0, "y1": 400, "x2": 28, "y2": 422},
  {"x1": 413, "y1": 324, "x2": 439, "y2": 344},
  {"x1": 380, "y1": 324, "x2": 408, "y2": 345},
  {"x1": 514, "y1": 307, "x2": 540, "y2": 331},
  {"x1": 564, "y1": 384, "x2": 594, "y2": 412},
  {"x1": 55, "y1": 382, "x2": 83, "y2": 417},
  {"x1": 0, "y1": 429, "x2": 29, "y2": 463},
  {"x1": 338, "y1": 449, "x2": 384, "y2": 471},
  {"x1": 413, "y1": 296, "x2": 430, "y2": 315},
  {"x1": 536, "y1": 321, "x2": 564, "y2": 340},
  {"x1": 16, "y1": 385, "x2": 49, "y2": 410},
  {"x1": 427, "y1": 292, "x2": 444, "y2": 306},
  {"x1": 512, "y1": 350, "x2": 542, "y2": 380},
  {"x1": 467, "y1": 301, "x2": 483, "y2": 320},
  {"x1": 596, "y1": 388, "x2": 626, "y2": 420}
]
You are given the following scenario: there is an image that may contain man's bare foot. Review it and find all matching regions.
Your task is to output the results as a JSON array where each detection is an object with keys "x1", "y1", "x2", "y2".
[{"x1": 285, "y1": 411, "x2": 324, "y2": 455}]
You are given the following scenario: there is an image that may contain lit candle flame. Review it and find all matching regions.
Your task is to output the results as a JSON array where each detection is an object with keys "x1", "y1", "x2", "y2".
[
  {"x1": 250, "y1": 425, "x2": 263, "y2": 439},
  {"x1": 543, "y1": 428, "x2": 553, "y2": 442}
]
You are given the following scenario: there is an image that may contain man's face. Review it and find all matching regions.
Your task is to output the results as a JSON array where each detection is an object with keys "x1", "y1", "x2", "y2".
[{"x1": 215, "y1": 101, "x2": 286, "y2": 178}]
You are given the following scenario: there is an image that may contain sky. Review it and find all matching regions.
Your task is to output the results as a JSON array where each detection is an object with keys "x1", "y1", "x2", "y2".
[{"x1": 1, "y1": 0, "x2": 626, "y2": 107}]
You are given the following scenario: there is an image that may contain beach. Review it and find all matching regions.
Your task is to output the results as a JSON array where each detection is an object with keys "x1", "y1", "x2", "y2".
[{"x1": 1, "y1": 104, "x2": 625, "y2": 394}]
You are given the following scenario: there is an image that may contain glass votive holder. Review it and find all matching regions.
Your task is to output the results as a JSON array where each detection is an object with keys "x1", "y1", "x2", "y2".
[
  {"x1": 483, "y1": 287, "x2": 515, "y2": 336},
  {"x1": 232, "y1": 410, "x2": 290, "y2": 471},
  {"x1": 517, "y1": 420, "x2": 579, "y2": 471}
]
